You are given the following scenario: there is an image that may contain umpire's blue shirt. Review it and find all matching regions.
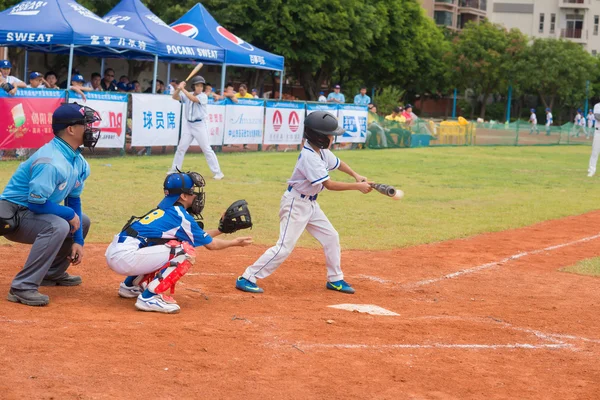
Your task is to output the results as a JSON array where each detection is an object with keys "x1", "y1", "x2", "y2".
[{"x1": 1, "y1": 137, "x2": 90, "y2": 206}]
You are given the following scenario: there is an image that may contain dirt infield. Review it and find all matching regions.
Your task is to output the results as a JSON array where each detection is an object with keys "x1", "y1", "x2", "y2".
[{"x1": 2, "y1": 212, "x2": 600, "y2": 399}]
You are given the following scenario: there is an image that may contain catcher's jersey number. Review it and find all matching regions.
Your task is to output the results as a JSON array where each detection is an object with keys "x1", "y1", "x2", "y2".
[{"x1": 139, "y1": 209, "x2": 165, "y2": 225}]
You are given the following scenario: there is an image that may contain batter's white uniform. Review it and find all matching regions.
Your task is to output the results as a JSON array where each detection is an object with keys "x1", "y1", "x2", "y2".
[
  {"x1": 588, "y1": 103, "x2": 600, "y2": 176},
  {"x1": 170, "y1": 91, "x2": 222, "y2": 176},
  {"x1": 242, "y1": 145, "x2": 343, "y2": 283}
]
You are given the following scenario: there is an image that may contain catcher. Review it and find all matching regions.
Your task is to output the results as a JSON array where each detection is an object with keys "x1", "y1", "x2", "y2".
[{"x1": 105, "y1": 171, "x2": 253, "y2": 314}]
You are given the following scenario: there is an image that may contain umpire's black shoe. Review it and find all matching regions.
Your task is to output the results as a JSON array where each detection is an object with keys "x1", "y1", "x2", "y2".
[
  {"x1": 7, "y1": 288, "x2": 49, "y2": 306},
  {"x1": 41, "y1": 273, "x2": 82, "y2": 287}
]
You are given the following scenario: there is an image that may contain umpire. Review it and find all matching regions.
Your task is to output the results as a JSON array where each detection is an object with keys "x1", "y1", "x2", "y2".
[{"x1": 0, "y1": 103, "x2": 101, "y2": 306}]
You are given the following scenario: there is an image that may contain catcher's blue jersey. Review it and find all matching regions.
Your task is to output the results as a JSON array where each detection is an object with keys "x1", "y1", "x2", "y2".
[{"x1": 121, "y1": 204, "x2": 212, "y2": 247}]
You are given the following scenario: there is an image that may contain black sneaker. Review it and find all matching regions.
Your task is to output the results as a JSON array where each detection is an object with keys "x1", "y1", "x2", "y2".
[
  {"x1": 41, "y1": 273, "x2": 82, "y2": 287},
  {"x1": 7, "y1": 288, "x2": 49, "y2": 306}
]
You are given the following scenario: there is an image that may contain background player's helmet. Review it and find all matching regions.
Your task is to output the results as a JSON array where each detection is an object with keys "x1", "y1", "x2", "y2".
[
  {"x1": 158, "y1": 171, "x2": 206, "y2": 218},
  {"x1": 530, "y1": 108, "x2": 535, "y2": 113},
  {"x1": 303, "y1": 111, "x2": 345, "y2": 149},
  {"x1": 189, "y1": 76, "x2": 205, "y2": 90},
  {"x1": 52, "y1": 103, "x2": 102, "y2": 148}
]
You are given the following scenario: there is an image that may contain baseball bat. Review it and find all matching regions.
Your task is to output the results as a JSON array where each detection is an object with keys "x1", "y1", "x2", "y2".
[
  {"x1": 184, "y1": 62, "x2": 204, "y2": 82},
  {"x1": 370, "y1": 183, "x2": 404, "y2": 200}
]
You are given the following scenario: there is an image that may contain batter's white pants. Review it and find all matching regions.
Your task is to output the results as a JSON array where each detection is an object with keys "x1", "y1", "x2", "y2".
[
  {"x1": 589, "y1": 128, "x2": 600, "y2": 176},
  {"x1": 105, "y1": 236, "x2": 172, "y2": 276},
  {"x1": 242, "y1": 189, "x2": 343, "y2": 284},
  {"x1": 171, "y1": 120, "x2": 222, "y2": 175}
]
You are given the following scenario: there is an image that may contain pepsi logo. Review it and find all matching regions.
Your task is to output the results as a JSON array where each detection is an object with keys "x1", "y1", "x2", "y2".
[
  {"x1": 173, "y1": 23, "x2": 199, "y2": 39},
  {"x1": 216, "y1": 26, "x2": 254, "y2": 51},
  {"x1": 273, "y1": 110, "x2": 282, "y2": 132},
  {"x1": 289, "y1": 112, "x2": 300, "y2": 132}
]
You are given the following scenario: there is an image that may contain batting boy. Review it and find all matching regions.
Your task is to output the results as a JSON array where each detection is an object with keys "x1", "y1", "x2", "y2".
[
  {"x1": 105, "y1": 171, "x2": 252, "y2": 313},
  {"x1": 235, "y1": 111, "x2": 372, "y2": 294},
  {"x1": 169, "y1": 76, "x2": 224, "y2": 180},
  {"x1": 529, "y1": 108, "x2": 539, "y2": 135}
]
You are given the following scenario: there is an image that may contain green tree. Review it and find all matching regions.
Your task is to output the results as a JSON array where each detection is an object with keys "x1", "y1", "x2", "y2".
[
  {"x1": 447, "y1": 20, "x2": 526, "y2": 119},
  {"x1": 517, "y1": 38, "x2": 596, "y2": 110}
]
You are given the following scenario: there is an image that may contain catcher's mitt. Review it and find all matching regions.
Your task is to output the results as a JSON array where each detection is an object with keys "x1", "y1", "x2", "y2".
[{"x1": 218, "y1": 200, "x2": 252, "y2": 234}]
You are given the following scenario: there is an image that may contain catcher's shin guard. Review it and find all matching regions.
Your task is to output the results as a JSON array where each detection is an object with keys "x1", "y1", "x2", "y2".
[{"x1": 147, "y1": 240, "x2": 196, "y2": 295}]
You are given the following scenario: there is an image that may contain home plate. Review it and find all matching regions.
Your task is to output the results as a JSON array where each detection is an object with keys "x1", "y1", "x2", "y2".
[{"x1": 328, "y1": 304, "x2": 399, "y2": 316}]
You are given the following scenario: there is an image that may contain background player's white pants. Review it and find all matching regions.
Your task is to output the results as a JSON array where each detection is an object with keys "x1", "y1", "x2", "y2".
[
  {"x1": 171, "y1": 120, "x2": 222, "y2": 175},
  {"x1": 242, "y1": 191, "x2": 343, "y2": 284},
  {"x1": 588, "y1": 128, "x2": 600, "y2": 175},
  {"x1": 105, "y1": 236, "x2": 171, "y2": 276}
]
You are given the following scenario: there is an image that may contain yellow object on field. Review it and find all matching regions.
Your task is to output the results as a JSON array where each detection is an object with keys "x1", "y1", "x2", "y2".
[{"x1": 437, "y1": 118, "x2": 475, "y2": 145}]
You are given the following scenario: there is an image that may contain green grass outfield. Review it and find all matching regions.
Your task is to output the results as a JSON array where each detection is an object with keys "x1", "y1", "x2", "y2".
[{"x1": 0, "y1": 146, "x2": 599, "y2": 250}]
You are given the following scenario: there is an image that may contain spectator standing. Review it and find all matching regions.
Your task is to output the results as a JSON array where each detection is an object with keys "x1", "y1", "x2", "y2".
[
  {"x1": 353, "y1": 87, "x2": 371, "y2": 106},
  {"x1": 235, "y1": 84, "x2": 254, "y2": 99},
  {"x1": 101, "y1": 68, "x2": 118, "y2": 92},
  {"x1": 529, "y1": 108, "x2": 539, "y2": 135},
  {"x1": 84, "y1": 73, "x2": 103, "y2": 91},
  {"x1": 0, "y1": 60, "x2": 26, "y2": 95},
  {"x1": 27, "y1": 72, "x2": 46, "y2": 89},
  {"x1": 327, "y1": 85, "x2": 345, "y2": 103},
  {"x1": 318, "y1": 91, "x2": 327, "y2": 102},
  {"x1": 44, "y1": 71, "x2": 59, "y2": 89},
  {"x1": 545, "y1": 108, "x2": 553, "y2": 136},
  {"x1": 251, "y1": 88, "x2": 259, "y2": 98}
]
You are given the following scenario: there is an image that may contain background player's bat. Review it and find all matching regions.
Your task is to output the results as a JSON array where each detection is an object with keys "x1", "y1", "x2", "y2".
[
  {"x1": 184, "y1": 62, "x2": 204, "y2": 82},
  {"x1": 370, "y1": 183, "x2": 404, "y2": 200}
]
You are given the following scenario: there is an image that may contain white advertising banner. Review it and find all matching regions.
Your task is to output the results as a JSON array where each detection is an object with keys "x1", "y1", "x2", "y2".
[
  {"x1": 223, "y1": 98, "x2": 265, "y2": 145},
  {"x1": 68, "y1": 91, "x2": 127, "y2": 148},
  {"x1": 263, "y1": 100, "x2": 305, "y2": 145},
  {"x1": 131, "y1": 94, "x2": 182, "y2": 147},
  {"x1": 207, "y1": 99, "x2": 226, "y2": 146},
  {"x1": 306, "y1": 102, "x2": 338, "y2": 117},
  {"x1": 337, "y1": 104, "x2": 368, "y2": 143}
]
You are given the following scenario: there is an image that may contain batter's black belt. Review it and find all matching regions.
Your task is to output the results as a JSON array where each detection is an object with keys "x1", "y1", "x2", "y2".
[{"x1": 287, "y1": 185, "x2": 318, "y2": 201}]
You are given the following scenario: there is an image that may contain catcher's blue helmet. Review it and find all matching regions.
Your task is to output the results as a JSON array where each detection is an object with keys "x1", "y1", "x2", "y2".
[{"x1": 158, "y1": 172, "x2": 205, "y2": 216}]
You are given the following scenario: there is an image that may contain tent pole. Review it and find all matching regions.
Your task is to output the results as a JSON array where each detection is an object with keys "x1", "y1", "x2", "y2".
[
  {"x1": 152, "y1": 55, "x2": 158, "y2": 94},
  {"x1": 100, "y1": 58, "x2": 105, "y2": 75},
  {"x1": 24, "y1": 50, "x2": 28, "y2": 79},
  {"x1": 220, "y1": 63, "x2": 227, "y2": 96},
  {"x1": 279, "y1": 68, "x2": 284, "y2": 100},
  {"x1": 167, "y1": 63, "x2": 171, "y2": 87},
  {"x1": 147, "y1": 54, "x2": 159, "y2": 156},
  {"x1": 67, "y1": 44, "x2": 74, "y2": 90}
]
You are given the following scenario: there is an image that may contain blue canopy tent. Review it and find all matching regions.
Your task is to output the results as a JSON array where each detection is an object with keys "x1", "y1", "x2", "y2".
[
  {"x1": 0, "y1": 0, "x2": 158, "y2": 86},
  {"x1": 103, "y1": 0, "x2": 225, "y2": 93},
  {"x1": 170, "y1": 3, "x2": 285, "y2": 98}
]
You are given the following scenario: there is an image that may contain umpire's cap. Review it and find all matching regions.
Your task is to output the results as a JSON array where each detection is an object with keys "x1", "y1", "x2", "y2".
[{"x1": 52, "y1": 103, "x2": 89, "y2": 133}]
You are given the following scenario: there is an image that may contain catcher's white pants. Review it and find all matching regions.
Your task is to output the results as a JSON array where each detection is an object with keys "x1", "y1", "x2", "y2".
[
  {"x1": 589, "y1": 128, "x2": 600, "y2": 176},
  {"x1": 242, "y1": 189, "x2": 343, "y2": 283},
  {"x1": 171, "y1": 120, "x2": 222, "y2": 175},
  {"x1": 105, "y1": 236, "x2": 172, "y2": 276}
]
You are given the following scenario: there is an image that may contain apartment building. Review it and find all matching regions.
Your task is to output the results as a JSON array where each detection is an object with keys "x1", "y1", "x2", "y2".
[
  {"x1": 433, "y1": 0, "x2": 488, "y2": 30},
  {"x1": 489, "y1": 0, "x2": 600, "y2": 54}
]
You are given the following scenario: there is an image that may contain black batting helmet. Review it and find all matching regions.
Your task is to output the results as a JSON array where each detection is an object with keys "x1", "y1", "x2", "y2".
[
  {"x1": 189, "y1": 76, "x2": 205, "y2": 88},
  {"x1": 303, "y1": 111, "x2": 345, "y2": 149}
]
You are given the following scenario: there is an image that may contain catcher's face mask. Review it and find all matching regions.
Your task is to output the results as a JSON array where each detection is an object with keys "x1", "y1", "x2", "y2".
[{"x1": 186, "y1": 172, "x2": 206, "y2": 217}]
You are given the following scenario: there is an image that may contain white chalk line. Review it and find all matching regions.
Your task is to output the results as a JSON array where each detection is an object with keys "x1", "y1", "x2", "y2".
[
  {"x1": 186, "y1": 272, "x2": 235, "y2": 277},
  {"x1": 364, "y1": 232, "x2": 600, "y2": 288},
  {"x1": 288, "y1": 343, "x2": 571, "y2": 351}
]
